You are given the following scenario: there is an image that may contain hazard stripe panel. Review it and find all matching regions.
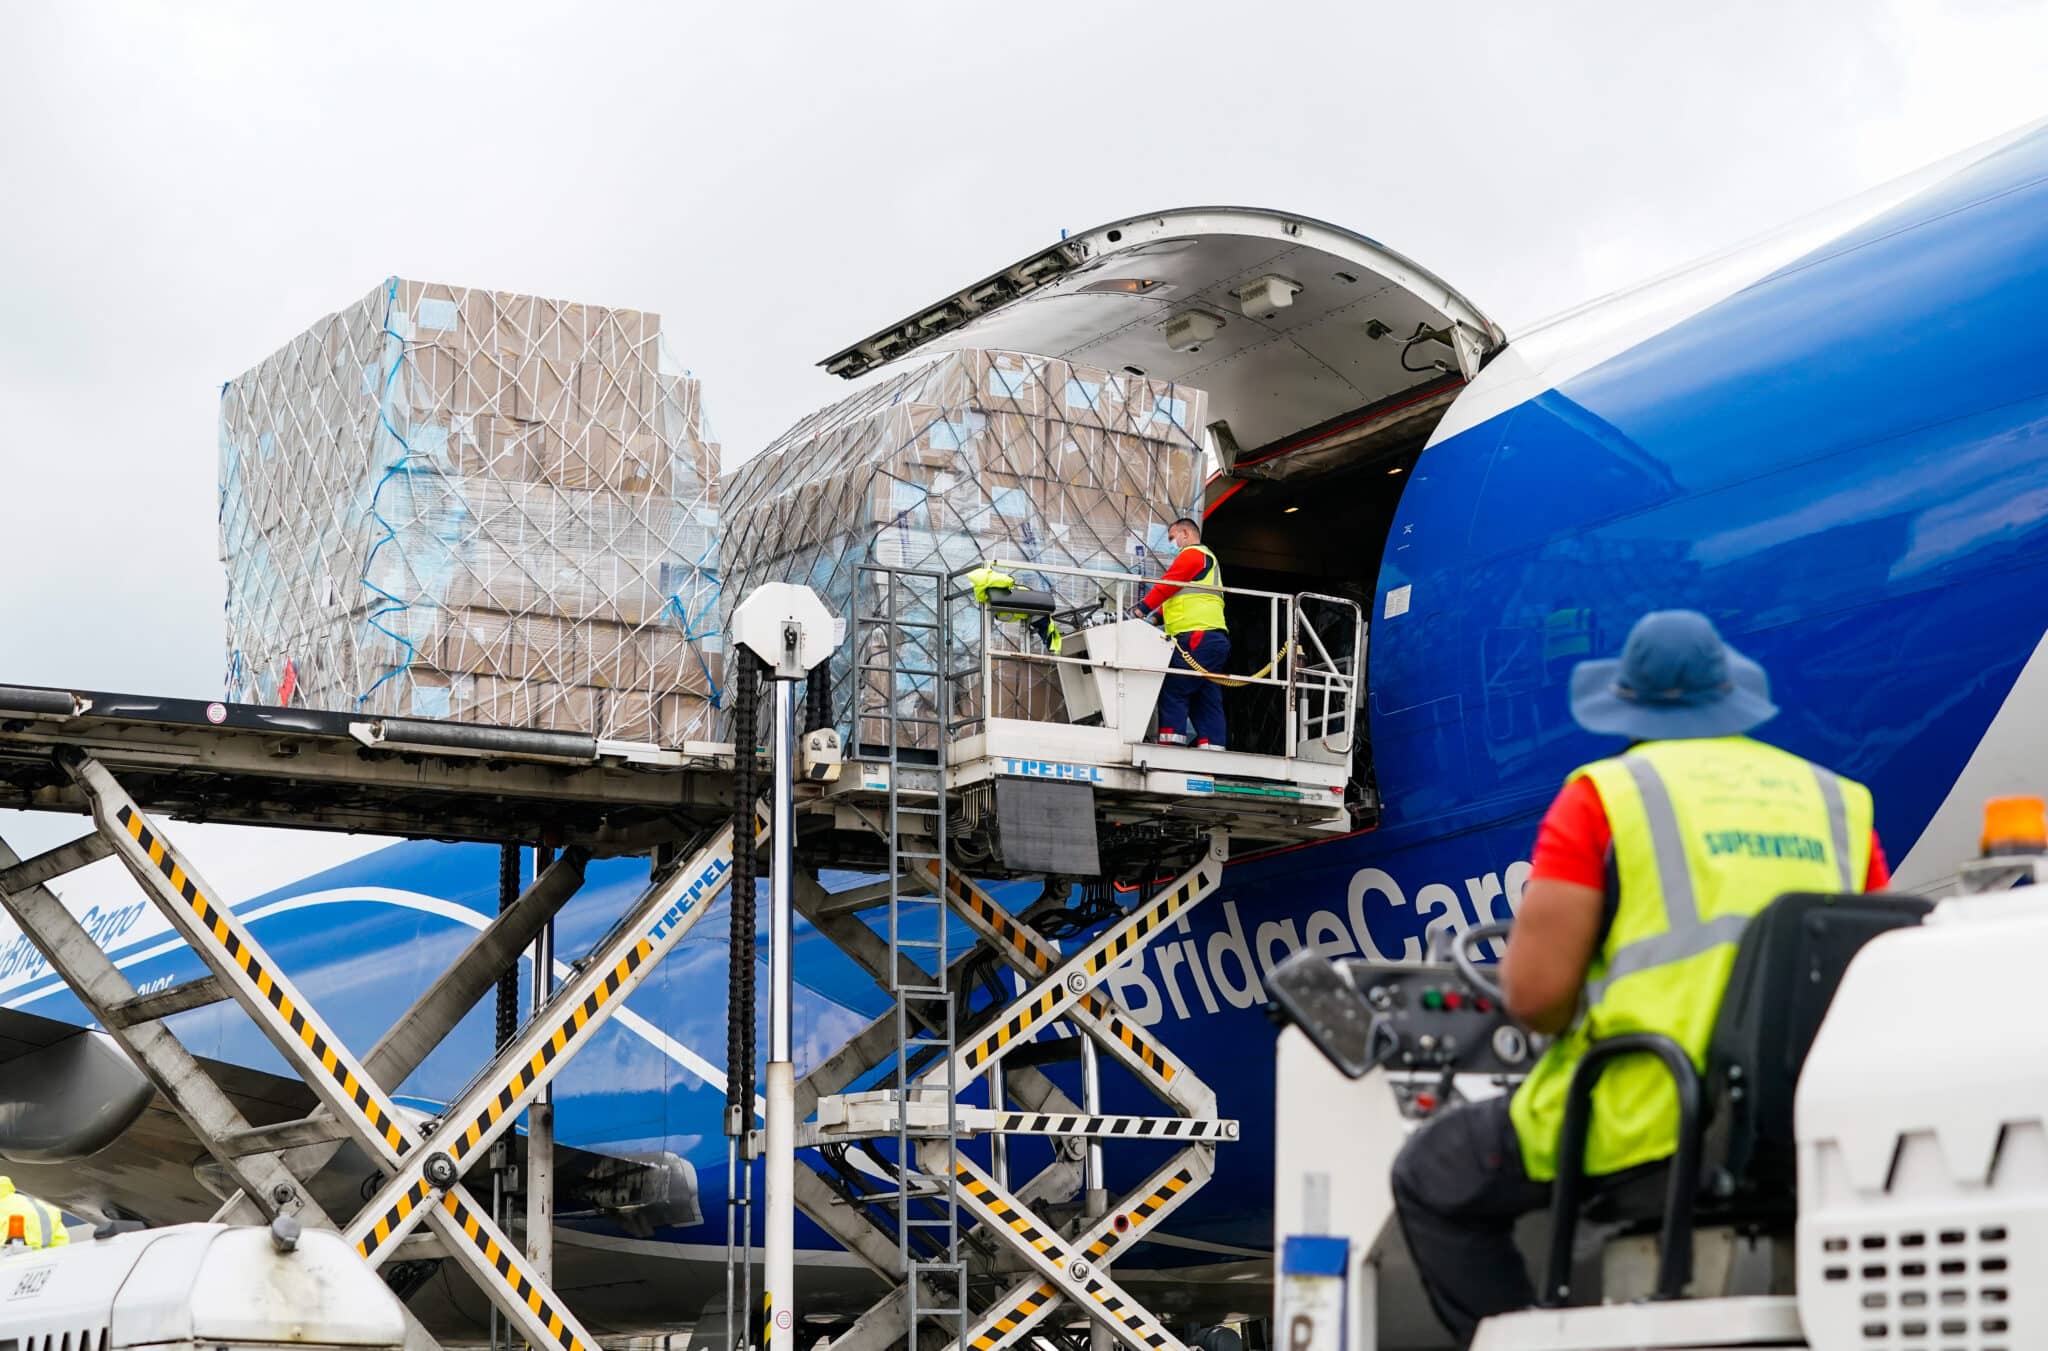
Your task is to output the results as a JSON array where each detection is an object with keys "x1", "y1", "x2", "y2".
[
  {"x1": 957, "y1": 1156, "x2": 1207, "y2": 1351},
  {"x1": 435, "y1": 1188, "x2": 597, "y2": 1351},
  {"x1": 950, "y1": 1155, "x2": 1184, "y2": 1351},
  {"x1": 348, "y1": 813, "x2": 760, "y2": 1266},
  {"x1": 949, "y1": 851, "x2": 1220, "y2": 1077},
  {"x1": 990, "y1": 1113, "x2": 1236, "y2": 1141},
  {"x1": 924, "y1": 863, "x2": 1184, "y2": 1086},
  {"x1": 108, "y1": 801, "x2": 413, "y2": 1160}
]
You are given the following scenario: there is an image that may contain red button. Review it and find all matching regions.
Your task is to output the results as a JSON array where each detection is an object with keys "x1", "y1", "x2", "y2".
[
  {"x1": 1414, "y1": 1092, "x2": 1438, "y2": 1114},
  {"x1": 1442, "y1": 990, "x2": 1464, "y2": 1011},
  {"x1": 1474, "y1": 996, "x2": 1493, "y2": 1012}
]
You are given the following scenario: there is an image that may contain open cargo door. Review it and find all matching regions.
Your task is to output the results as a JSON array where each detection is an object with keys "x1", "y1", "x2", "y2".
[
  {"x1": 818, "y1": 206, "x2": 1503, "y2": 489},
  {"x1": 818, "y1": 208, "x2": 1502, "y2": 812}
]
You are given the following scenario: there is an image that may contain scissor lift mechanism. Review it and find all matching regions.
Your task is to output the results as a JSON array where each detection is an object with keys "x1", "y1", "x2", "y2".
[{"x1": 0, "y1": 651, "x2": 1345, "y2": 1351}]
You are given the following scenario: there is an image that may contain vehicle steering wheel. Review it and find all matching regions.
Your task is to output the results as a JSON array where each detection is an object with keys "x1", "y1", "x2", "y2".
[{"x1": 1452, "y1": 920, "x2": 1514, "y2": 1008}]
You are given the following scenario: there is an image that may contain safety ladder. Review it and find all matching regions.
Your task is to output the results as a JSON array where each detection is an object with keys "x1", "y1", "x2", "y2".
[
  {"x1": 854, "y1": 562, "x2": 969, "y2": 1349},
  {"x1": 0, "y1": 745, "x2": 763, "y2": 1351}
]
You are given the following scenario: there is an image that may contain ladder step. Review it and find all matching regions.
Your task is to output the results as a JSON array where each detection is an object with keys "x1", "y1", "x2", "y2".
[
  {"x1": 0, "y1": 834, "x2": 116, "y2": 893},
  {"x1": 218, "y1": 1114, "x2": 353, "y2": 1158},
  {"x1": 105, "y1": 974, "x2": 230, "y2": 1029}
]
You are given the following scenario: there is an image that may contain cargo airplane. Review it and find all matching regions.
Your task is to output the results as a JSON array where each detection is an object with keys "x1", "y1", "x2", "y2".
[{"x1": 1, "y1": 117, "x2": 2045, "y2": 1343}]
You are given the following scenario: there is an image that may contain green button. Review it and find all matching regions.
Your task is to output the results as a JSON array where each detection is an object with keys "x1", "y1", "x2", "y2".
[{"x1": 1420, "y1": 989, "x2": 1444, "y2": 1011}]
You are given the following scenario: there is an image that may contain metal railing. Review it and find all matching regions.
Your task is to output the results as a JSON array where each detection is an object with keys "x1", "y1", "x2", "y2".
[{"x1": 945, "y1": 560, "x2": 1366, "y2": 760}]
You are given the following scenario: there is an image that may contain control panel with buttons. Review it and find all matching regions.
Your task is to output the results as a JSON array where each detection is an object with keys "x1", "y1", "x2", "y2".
[
  {"x1": 1267, "y1": 951, "x2": 1539, "y2": 1085},
  {"x1": 1350, "y1": 961, "x2": 1531, "y2": 1076}
]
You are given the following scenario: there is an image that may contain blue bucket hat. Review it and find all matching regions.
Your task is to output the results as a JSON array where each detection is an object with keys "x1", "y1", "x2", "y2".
[{"x1": 1568, "y1": 610, "x2": 1777, "y2": 740}]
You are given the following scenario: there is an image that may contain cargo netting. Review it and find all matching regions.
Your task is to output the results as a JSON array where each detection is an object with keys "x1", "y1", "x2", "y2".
[
  {"x1": 720, "y1": 349, "x2": 1208, "y2": 750},
  {"x1": 219, "y1": 278, "x2": 723, "y2": 745}
]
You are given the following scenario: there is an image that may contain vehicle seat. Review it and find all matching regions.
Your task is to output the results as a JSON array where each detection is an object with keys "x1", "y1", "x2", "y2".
[{"x1": 1542, "y1": 890, "x2": 1933, "y2": 1305}]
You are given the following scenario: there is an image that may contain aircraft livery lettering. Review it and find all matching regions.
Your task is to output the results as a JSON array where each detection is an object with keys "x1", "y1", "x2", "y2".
[
  {"x1": 1101, "y1": 859, "x2": 1530, "y2": 1026},
  {"x1": 0, "y1": 902, "x2": 145, "y2": 983}
]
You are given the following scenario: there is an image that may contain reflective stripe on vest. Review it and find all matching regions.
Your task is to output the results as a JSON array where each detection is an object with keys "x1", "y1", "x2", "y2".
[
  {"x1": 1508, "y1": 736, "x2": 1873, "y2": 1181},
  {"x1": 31, "y1": 1198, "x2": 60, "y2": 1248},
  {"x1": 1159, "y1": 546, "x2": 1226, "y2": 636}
]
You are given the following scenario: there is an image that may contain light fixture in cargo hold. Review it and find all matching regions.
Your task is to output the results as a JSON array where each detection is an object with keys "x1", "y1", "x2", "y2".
[
  {"x1": 1237, "y1": 275, "x2": 1301, "y2": 319},
  {"x1": 1163, "y1": 309, "x2": 1225, "y2": 353}
]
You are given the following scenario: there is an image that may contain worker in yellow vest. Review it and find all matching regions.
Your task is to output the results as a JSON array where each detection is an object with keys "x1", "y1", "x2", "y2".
[
  {"x1": 1128, "y1": 517, "x2": 1230, "y2": 749},
  {"x1": 0, "y1": 1176, "x2": 68, "y2": 1250},
  {"x1": 1390, "y1": 610, "x2": 1888, "y2": 1346}
]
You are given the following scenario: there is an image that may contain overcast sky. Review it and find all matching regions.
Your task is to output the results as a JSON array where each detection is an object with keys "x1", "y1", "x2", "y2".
[{"x1": 2, "y1": 0, "x2": 2044, "y2": 897}]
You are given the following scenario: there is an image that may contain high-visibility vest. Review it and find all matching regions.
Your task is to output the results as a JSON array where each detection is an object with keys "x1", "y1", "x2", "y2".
[
  {"x1": 966, "y1": 566, "x2": 1062, "y2": 653},
  {"x1": 0, "y1": 1177, "x2": 67, "y2": 1249},
  {"x1": 1508, "y1": 736, "x2": 1874, "y2": 1181},
  {"x1": 1160, "y1": 547, "x2": 1227, "y2": 637}
]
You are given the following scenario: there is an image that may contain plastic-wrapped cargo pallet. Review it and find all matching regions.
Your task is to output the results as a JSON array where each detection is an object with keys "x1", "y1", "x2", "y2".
[
  {"x1": 720, "y1": 349, "x2": 1207, "y2": 749},
  {"x1": 218, "y1": 278, "x2": 724, "y2": 745}
]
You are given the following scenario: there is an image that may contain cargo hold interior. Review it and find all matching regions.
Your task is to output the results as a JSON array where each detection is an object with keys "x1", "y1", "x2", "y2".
[{"x1": 1201, "y1": 382, "x2": 1463, "y2": 814}]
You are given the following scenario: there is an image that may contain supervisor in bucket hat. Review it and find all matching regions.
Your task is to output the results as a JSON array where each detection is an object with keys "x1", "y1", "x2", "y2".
[
  {"x1": 1568, "y1": 609, "x2": 1777, "y2": 740},
  {"x1": 1388, "y1": 611, "x2": 1887, "y2": 1347}
]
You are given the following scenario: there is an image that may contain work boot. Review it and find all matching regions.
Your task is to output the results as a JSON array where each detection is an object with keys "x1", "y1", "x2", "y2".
[{"x1": 1156, "y1": 730, "x2": 1191, "y2": 746}]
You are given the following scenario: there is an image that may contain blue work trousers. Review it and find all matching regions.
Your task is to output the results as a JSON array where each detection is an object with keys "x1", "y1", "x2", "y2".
[{"x1": 1157, "y1": 630, "x2": 1230, "y2": 746}]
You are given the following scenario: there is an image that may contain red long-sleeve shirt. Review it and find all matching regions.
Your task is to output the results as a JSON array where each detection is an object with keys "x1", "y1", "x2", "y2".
[{"x1": 1141, "y1": 546, "x2": 1210, "y2": 615}]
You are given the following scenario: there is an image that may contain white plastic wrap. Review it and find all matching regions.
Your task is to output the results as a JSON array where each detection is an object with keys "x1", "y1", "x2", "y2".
[
  {"x1": 720, "y1": 349, "x2": 1206, "y2": 745},
  {"x1": 219, "y1": 279, "x2": 722, "y2": 744}
]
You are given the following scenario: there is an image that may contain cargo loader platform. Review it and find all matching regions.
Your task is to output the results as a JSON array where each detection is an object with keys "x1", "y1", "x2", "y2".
[{"x1": 0, "y1": 564, "x2": 1365, "y2": 1351}]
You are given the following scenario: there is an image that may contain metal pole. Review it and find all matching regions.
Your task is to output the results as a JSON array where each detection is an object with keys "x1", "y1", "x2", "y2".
[
  {"x1": 740, "y1": 1150, "x2": 756, "y2": 1351},
  {"x1": 490, "y1": 1166, "x2": 504, "y2": 1351},
  {"x1": 526, "y1": 844, "x2": 555, "y2": 1288},
  {"x1": 493, "y1": 845, "x2": 519, "y2": 1351},
  {"x1": 1082, "y1": 1037, "x2": 1111, "y2": 1351},
  {"x1": 724, "y1": 1141, "x2": 738, "y2": 1351},
  {"x1": 989, "y1": 1061, "x2": 1009, "y2": 1190},
  {"x1": 765, "y1": 677, "x2": 797, "y2": 1351}
]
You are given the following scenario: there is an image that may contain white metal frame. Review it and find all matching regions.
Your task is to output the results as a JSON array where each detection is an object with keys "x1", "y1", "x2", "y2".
[{"x1": 954, "y1": 559, "x2": 1366, "y2": 762}]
